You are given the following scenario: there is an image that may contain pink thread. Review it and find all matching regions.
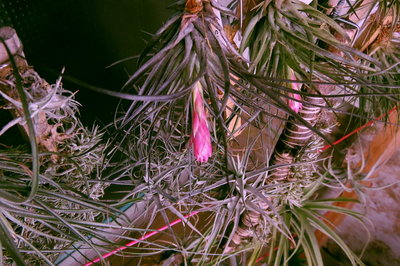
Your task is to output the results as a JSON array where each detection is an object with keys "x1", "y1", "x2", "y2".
[
  {"x1": 84, "y1": 211, "x2": 199, "y2": 265},
  {"x1": 320, "y1": 107, "x2": 397, "y2": 152}
]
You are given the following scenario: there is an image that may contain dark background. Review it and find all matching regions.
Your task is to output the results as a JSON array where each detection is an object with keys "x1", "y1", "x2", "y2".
[{"x1": 0, "y1": 0, "x2": 174, "y2": 125}]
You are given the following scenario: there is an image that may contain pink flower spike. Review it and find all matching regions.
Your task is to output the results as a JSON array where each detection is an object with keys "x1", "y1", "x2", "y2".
[
  {"x1": 288, "y1": 93, "x2": 302, "y2": 113},
  {"x1": 288, "y1": 69, "x2": 302, "y2": 113},
  {"x1": 191, "y1": 82, "x2": 212, "y2": 163}
]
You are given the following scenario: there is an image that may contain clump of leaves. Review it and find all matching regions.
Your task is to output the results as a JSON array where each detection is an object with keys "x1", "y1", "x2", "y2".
[{"x1": 0, "y1": 57, "x2": 116, "y2": 263}]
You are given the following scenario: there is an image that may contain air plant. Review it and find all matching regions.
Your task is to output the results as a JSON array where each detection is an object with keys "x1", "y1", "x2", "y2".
[
  {"x1": 0, "y1": 53, "x2": 120, "y2": 264},
  {"x1": 100, "y1": 0, "x2": 399, "y2": 265},
  {"x1": 1, "y1": 0, "x2": 399, "y2": 265}
]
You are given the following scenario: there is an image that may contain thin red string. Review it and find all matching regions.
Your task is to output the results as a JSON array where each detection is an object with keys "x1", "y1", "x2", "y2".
[
  {"x1": 320, "y1": 106, "x2": 397, "y2": 151},
  {"x1": 84, "y1": 211, "x2": 199, "y2": 266},
  {"x1": 84, "y1": 106, "x2": 397, "y2": 265}
]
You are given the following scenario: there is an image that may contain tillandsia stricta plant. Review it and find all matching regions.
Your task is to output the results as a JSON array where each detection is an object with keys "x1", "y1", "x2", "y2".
[
  {"x1": 0, "y1": 37, "x2": 141, "y2": 264},
  {"x1": 83, "y1": 0, "x2": 400, "y2": 265}
]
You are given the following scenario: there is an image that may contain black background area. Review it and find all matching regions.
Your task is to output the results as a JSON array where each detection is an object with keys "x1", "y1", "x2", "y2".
[{"x1": 0, "y1": 0, "x2": 175, "y2": 125}]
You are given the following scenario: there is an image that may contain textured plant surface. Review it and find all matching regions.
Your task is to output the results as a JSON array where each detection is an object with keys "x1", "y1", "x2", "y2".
[
  {"x1": 0, "y1": 62, "x2": 114, "y2": 264},
  {"x1": 91, "y1": 0, "x2": 399, "y2": 265}
]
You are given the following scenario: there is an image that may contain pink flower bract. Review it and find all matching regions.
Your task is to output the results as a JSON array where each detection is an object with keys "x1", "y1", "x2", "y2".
[
  {"x1": 288, "y1": 92, "x2": 302, "y2": 113},
  {"x1": 191, "y1": 83, "x2": 212, "y2": 163},
  {"x1": 288, "y1": 70, "x2": 303, "y2": 113}
]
